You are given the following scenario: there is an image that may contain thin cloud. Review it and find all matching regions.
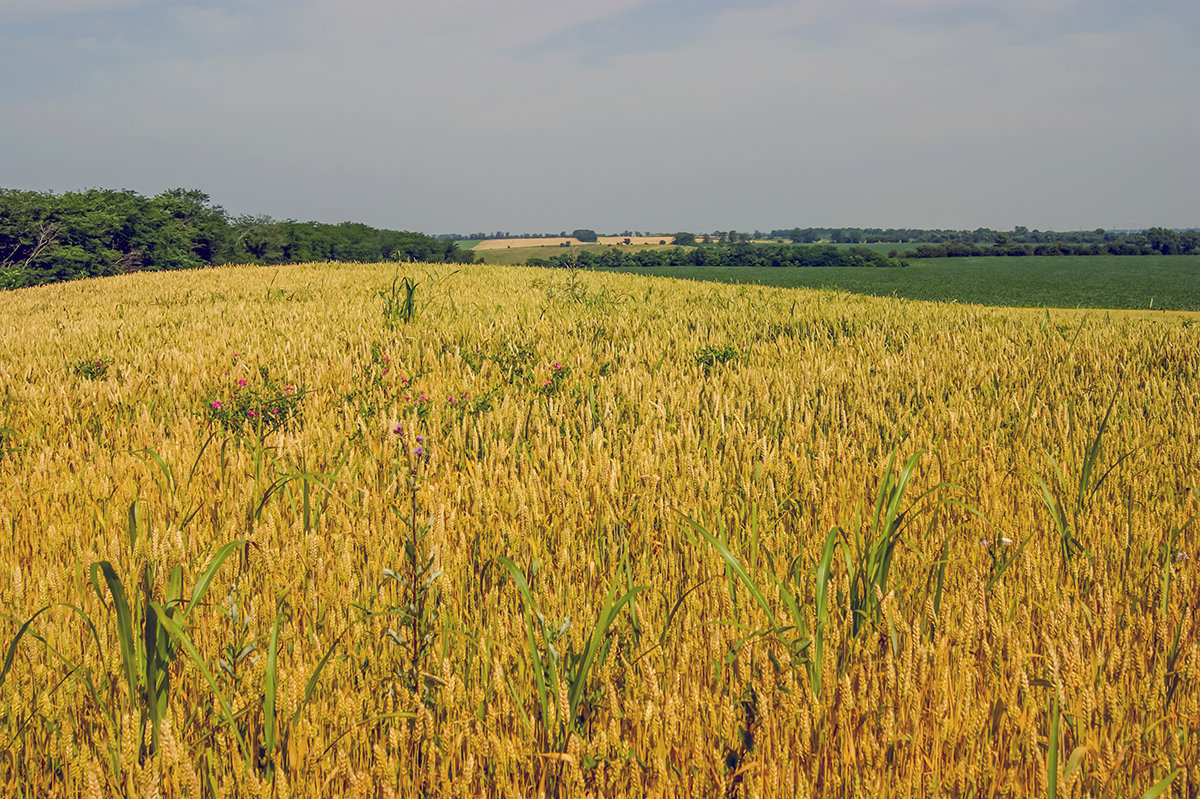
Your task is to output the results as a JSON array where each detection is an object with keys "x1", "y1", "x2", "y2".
[
  {"x1": 0, "y1": 0, "x2": 150, "y2": 27},
  {"x1": 0, "y1": 0, "x2": 1195, "y2": 231},
  {"x1": 512, "y1": 0, "x2": 782, "y2": 65}
]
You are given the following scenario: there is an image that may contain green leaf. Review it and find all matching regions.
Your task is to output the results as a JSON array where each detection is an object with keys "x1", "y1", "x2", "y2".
[
  {"x1": 1142, "y1": 769, "x2": 1181, "y2": 799},
  {"x1": 150, "y1": 602, "x2": 249, "y2": 763},
  {"x1": 1048, "y1": 694, "x2": 1060, "y2": 799},
  {"x1": 0, "y1": 606, "x2": 53, "y2": 690},
  {"x1": 679, "y1": 514, "x2": 781, "y2": 635},
  {"x1": 497, "y1": 556, "x2": 551, "y2": 729},
  {"x1": 264, "y1": 603, "x2": 282, "y2": 761},
  {"x1": 93, "y1": 561, "x2": 139, "y2": 704},
  {"x1": 184, "y1": 540, "x2": 246, "y2": 619},
  {"x1": 567, "y1": 580, "x2": 647, "y2": 721}
]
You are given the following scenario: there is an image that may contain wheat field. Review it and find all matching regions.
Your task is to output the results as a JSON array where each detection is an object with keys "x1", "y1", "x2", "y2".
[{"x1": 0, "y1": 262, "x2": 1197, "y2": 797}]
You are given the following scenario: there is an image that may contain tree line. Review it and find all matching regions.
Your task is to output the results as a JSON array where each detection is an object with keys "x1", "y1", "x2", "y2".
[
  {"x1": 768, "y1": 226, "x2": 1199, "y2": 254},
  {"x1": 896, "y1": 227, "x2": 1199, "y2": 258},
  {"x1": 526, "y1": 243, "x2": 900, "y2": 270},
  {"x1": 0, "y1": 187, "x2": 476, "y2": 289},
  {"x1": 902, "y1": 236, "x2": 1200, "y2": 257}
]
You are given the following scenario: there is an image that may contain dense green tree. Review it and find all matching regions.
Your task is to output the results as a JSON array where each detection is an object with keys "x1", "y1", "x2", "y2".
[
  {"x1": 0, "y1": 187, "x2": 476, "y2": 287},
  {"x1": 1145, "y1": 227, "x2": 1181, "y2": 255}
]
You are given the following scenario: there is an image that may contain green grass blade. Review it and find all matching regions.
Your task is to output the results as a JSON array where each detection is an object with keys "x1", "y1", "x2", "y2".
[
  {"x1": 1048, "y1": 694, "x2": 1059, "y2": 799},
  {"x1": 93, "y1": 561, "x2": 139, "y2": 704},
  {"x1": 932, "y1": 538, "x2": 948, "y2": 618},
  {"x1": 680, "y1": 514, "x2": 781, "y2": 634},
  {"x1": 658, "y1": 579, "x2": 709, "y2": 648},
  {"x1": 126, "y1": 500, "x2": 140, "y2": 556},
  {"x1": 0, "y1": 606, "x2": 52, "y2": 690},
  {"x1": 263, "y1": 602, "x2": 282, "y2": 761},
  {"x1": 1033, "y1": 473, "x2": 1071, "y2": 553},
  {"x1": 503, "y1": 671, "x2": 533, "y2": 737},
  {"x1": 567, "y1": 581, "x2": 647, "y2": 720},
  {"x1": 1142, "y1": 769, "x2": 1181, "y2": 799},
  {"x1": 984, "y1": 534, "x2": 1035, "y2": 592},
  {"x1": 131, "y1": 447, "x2": 176, "y2": 497},
  {"x1": 497, "y1": 556, "x2": 551, "y2": 728},
  {"x1": 290, "y1": 611, "x2": 392, "y2": 726},
  {"x1": 811, "y1": 526, "x2": 839, "y2": 695},
  {"x1": 184, "y1": 540, "x2": 246, "y2": 618},
  {"x1": 1078, "y1": 393, "x2": 1117, "y2": 510},
  {"x1": 150, "y1": 601, "x2": 249, "y2": 761},
  {"x1": 871, "y1": 450, "x2": 899, "y2": 540}
]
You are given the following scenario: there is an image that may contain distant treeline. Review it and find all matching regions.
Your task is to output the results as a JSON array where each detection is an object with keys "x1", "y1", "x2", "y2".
[
  {"x1": 899, "y1": 231, "x2": 1200, "y2": 258},
  {"x1": 770, "y1": 226, "x2": 1199, "y2": 256},
  {"x1": 441, "y1": 229, "x2": 659, "y2": 241},
  {"x1": 0, "y1": 188, "x2": 476, "y2": 289},
  {"x1": 527, "y1": 243, "x2": 900, "y2": 270}
]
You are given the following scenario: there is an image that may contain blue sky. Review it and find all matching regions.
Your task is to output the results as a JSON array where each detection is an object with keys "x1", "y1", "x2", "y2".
[{"x1": 1, "y1": 0, "x2": 1196, "y2": 233}]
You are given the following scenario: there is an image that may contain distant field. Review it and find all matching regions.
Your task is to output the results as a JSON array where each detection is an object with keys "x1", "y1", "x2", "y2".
[
  {"x1": 471, "y1": 235, "x2": 672, "y2": 251},
  {"x1": 473, "y1": 242, "x2": 680, "y2": 266},
  {"x1": 596, "y1": 235, "x2": 673, "y2": 246},
  {"x1": 600, "y1": 254, "x2": 1200, "y2": 311},
  {"x1": 473, "y1": 237, "x2": 578, "y2": 249}
]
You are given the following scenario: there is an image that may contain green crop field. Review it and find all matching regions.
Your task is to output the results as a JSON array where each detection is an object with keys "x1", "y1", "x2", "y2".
[{"x1": 600, "y1": 255, "x2": 1200, "y2": 311}]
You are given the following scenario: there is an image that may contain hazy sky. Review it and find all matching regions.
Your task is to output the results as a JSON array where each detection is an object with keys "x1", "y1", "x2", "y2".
[{"x1": 2, "y1": 0, "x2": 1197, "y2": 234}]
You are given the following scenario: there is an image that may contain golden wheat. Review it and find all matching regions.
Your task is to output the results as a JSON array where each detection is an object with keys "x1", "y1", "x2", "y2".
[{"x1": 0, "y1": 262, "x2": 1197, "y2": 796}]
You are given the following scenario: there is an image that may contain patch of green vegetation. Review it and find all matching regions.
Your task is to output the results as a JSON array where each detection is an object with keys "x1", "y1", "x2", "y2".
[
  {"x1": 455, "y1": 239, "x2": 484, "y2": 249},
  {"x1": 600, "y1": 255, "x2": 1200, "y2": 311},
  {"x1": 824, "y1": 241, "x2": 936, "y2": 256}
]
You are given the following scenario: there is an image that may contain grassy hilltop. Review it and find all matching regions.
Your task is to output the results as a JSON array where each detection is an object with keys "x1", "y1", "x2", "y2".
[{"x1": 1, "y1": 263, "x2": 1197, "y2": 796}]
